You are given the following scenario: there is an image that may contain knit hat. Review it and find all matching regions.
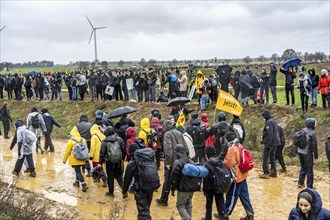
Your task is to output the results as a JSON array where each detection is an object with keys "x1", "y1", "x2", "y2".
[{"x1": 79, "y1": 114, "x2": 88, "y2": 122}]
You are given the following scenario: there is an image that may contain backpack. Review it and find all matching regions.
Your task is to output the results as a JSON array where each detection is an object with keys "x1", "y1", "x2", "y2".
[
  {"x1": 233, "y1": 123, "x2": 244, "y2": 139},
  {"x1": 235, "y1": 144, "x2": 254, "y2": 172},
  {"x1": 142, "y1": 129, "x2": 157, "y2": 149},
  {"x1": 180, "y1": 161, "x2": 204, "y2": 192},
  {"x1": 106, "y1": 140, "x2": 122, "y2": 163},
  {"x1": 24, "y1": 129, "x2": 37, "y2": 146},
  {"x1": 135, "y1": 138, "x2": 147, "y2": 149},
  {"x1": 135, "y1": 148, "x2": 160, "y2": 192},
  {"x1": 170, "y1": 74, "x2": 178, "y2": 83},
  {"x1": 182, "y1": 163, "x2": 209, "y2": 178},
  {"x1": 213, "y1": 164, "x2": 232, "y2": 194},
  {"x1": 183, "y1": 132, "x2": 196, "y2": 159},
  {"x1": 31, "y1": 114, "x2": 40, "y2": 129},
  {"x1": 71, "y1": 138, "x2": 89, "y2": 161},
  {"x1": 293, "y1": 130, "x2": 308, "y2": 149},
  {"x1": 191, "y1": 125, "x2": 205, "y2": 147},
  {"x1": 0, "y1": 107, "x2": 4, "y2": 121}
]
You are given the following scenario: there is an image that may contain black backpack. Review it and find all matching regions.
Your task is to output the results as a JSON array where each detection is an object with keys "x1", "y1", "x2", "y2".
[
  {"x1": 191, "y1": 125, "x2": 205, "y2": 147},
  {"x1": 134, "y1": 148, "x2": 160, "y2": 192},
  {"x1": 31, "y1": 114, "x2": 40, "y2": 129},
  {"x1": 179, "y1": 160, "x2": 202, "y2": 192},
  {"x1": 213, "y1": 164, "x2": 232, "y2": 194},
  {"x1": 293, "y1": 130, "x2": 308, "y2": 149}
]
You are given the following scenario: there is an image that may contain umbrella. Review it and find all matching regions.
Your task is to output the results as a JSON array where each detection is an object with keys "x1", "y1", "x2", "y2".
[
  {"x1": 215, "y1": 65, "x2": 233, "y2": 75},
  {"x1": 28, "y1": 71, "x2": 37, "y2": 76},
  {"x1": 167, "y1": 97, "x2": 191, "y2": 107},
  {"x1": 108, "y1": 106, "x2": 137, "y2": 119},
  {"x1": 282, "y1": 58, "x2": 301, "y2": 69}
]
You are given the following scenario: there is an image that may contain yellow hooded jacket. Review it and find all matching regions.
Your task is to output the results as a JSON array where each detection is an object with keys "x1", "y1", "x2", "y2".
[
  {"x1": 89, "y1": 124, "x2": 106, "y2": 163},
  {"x1": 63, "y1": 126, "x2": 87, "y2": 166},
  {"x1": 194, "y1": 70, "x2": 205, "y2": 94},
  {"x1": 138, "y1": 118, "x2": 151, "y2": 147}
]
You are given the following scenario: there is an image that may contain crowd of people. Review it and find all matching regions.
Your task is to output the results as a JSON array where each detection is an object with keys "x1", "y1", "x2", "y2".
[
  {"x1": 1, "y1": 65, "x2": 330, "y2": 113},
  {"x1": 4, "y1": 103, "x2": 330, "y2": 220}
]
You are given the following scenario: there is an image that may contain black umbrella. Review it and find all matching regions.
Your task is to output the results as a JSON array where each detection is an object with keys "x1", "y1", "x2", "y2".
[
  {"x1": 167, "y1": 97, "x2": 191, "y2": 107},
  {"x1": 108, "y1": 106, "x2": 137, "y2": 119},
  {"x1": 216, "y1": 65, "x2": 233, "y2": 75}
]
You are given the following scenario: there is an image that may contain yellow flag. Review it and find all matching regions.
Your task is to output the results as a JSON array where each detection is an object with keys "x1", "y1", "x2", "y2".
[
  {"x1": 176, "y1": 110, "x2": 186, "y2": 127},
  {"x1": 216, "y1": 90, "x2": 243, "y2": 116}
]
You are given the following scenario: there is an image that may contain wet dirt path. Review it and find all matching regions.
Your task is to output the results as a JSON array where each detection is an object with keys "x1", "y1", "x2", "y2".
[{"x1": 1, "y1": 138, "x2": 329, "y2": 220}]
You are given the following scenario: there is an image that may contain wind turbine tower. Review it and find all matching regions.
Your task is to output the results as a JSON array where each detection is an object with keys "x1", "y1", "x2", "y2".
[
  {"x1": 0, "y1": 25, "x2": 6, "y2": 32},
  {"x1": 85, "y1": 15, "x2": 106, "y2": 63}
]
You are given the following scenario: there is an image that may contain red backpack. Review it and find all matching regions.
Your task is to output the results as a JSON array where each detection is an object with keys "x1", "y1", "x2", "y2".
[{"x1": 235, "y1": 144, "x2": 254, "y2": 172}]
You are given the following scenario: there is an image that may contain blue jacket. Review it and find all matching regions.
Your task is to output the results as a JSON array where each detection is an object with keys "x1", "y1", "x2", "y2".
[
  {"x1": 288, "y1": 188, "x2": 330, "y2": 220},
  {"x1": 42, "y1": 113, "x2": 61, "y2": 135}
]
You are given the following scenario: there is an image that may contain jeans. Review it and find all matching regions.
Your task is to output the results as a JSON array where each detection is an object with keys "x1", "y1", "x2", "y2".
[
  {"x1": 72, "y1": 86, "x2": 78, "y2": 101},
  {"x1": 176, "y1": 191, "x2": 194, "y2": 220},
  {"x1": 123, "y1": 87, "x2": 129, "y2": 101},
  {"x1": 321, "y1": 94, "x2": 330, "y2": 109},
  {"x1": 130, "y1": 89, "x2": 136, "y2": 100},
  {"x1": 285, "y1": 85, "x2": 295, "y2": 105},
  {"x1": 311, "y1": 87, "x2": 318, "y2": 105},
  {"x1": 298, "y1": 153, "x2": 314, "y2": 188},
  {"x1": 225, "y1": 179, "x2": 254, "y2": 216},
  {"x1": 262, "y1": 145, "x2": 277, "y2": 175},
  {"x1": 300, "y1": 93, "x2": 309, "y2": 112},
  {"x1": 269, "y1": 85, "x2": 277, "y2": 103},
  {"x1": 200, "y1": 95, "x2": 209, "y2": 110},
  {"x1": 14, "y1": 154, "x2": 35, "y2": 173},
  {"x1": 159, "y1": 166, "x2": 172, "y2": 203},
  {"x1": 90, "y1": 86, "x2": 96, "y2": 100},
  {"x1": 73, "y1": 165, "x2": 85, "y2": 183},
  {"x1": 204, "y1": 191, "x2": 228, "y2": 220},
  {"x1": 260, "y1": 84, "x2": 269, "y2": 104},
  {"x1": 148, "y1": 85, "x2": 156, "y2": 102}
]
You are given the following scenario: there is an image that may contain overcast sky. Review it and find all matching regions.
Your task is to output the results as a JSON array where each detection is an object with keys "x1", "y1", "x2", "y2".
[{"x1": 0, "y1": 1, "x2": 329, "y2": 64}]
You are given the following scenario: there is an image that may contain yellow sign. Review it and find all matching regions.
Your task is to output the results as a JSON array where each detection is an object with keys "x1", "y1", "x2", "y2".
[
  {"x1": 176, "y1": 110, "x2": 186, "y2": 127},
  {"x1": 215, "y1": 90, "x2": 243, "y2": 116}
]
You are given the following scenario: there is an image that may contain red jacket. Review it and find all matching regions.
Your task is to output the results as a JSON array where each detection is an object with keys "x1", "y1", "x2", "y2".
[
  {"x1": 125, "y1": 127, "x2": 139, "y2": 161},
  {"x1": 317, "y1": 75, "x2": 330, "y2": 95}
]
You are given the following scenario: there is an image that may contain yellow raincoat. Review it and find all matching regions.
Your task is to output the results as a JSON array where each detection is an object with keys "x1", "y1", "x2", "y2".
[
  {"x1": 63, "y1": 126, "x2": 87, "y2": 166},
  {"x1": 89, "y1": 124, "x2": 106, "y2": 163},
  {"x1": 194, "y1": 70, "x2": 205, "y2": 94},
  {"x1": 138, "y1": 118, "x2": 151, "y2": 146}
]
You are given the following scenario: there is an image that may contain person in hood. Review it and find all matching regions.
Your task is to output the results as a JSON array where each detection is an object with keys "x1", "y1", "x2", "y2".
[
  {"x1": 317, "y1": 69, "x2": 330, "y2": 109},
  {"x1": 92, "y1": 110, "x2": 111, "y2": 128},
  {"x1": 199, "y1": 79, "x2": 211, "y2": 110},
  {"x1": 289, "y1": 188, "x2": 330, "y2": 220},
  {"x1": 259, "y1": 109, "x2": 280, "y2": 179},
  {"x1": 280, "y1": 66, "x2": 296, "y2": 106},
  {"x1": 170, "y1": 144, "x2": 195, "y2": 220},
  {"x1": 186, "y1": 114, "x2": 206, "y2": 164},
  {"x1": 27, "y1": 107, "x2": 47, "y2": 154},
  {"x1": 76, "y1": 114, "x2": 92, "y2": 177},
  {"x1": 269, "y1": 62, "x2": 278, "y2": 104},
  {"x1": 195, "y1": 70, "x2": 206, "y2": 103},
  {"x1": 138, "y1": 118, "x2": 156, "y2": 149},
  {"x1": 99, "y1": 126, "x2": 126, "y2": 197},
  {"x1": 156, "y1": 120, "x2": 188, "y2": 206},
  {"x1": 178, "y1": 70, "x2": 188, "y2": 97},
  {"x1": 308, "y1": 68, "x2": 319, "y2": 107},
  {"x1": 41, "y1": 108, "x2": 61, "y2": 152},
  {"x1": 239, "y1": 70, "x2": 252, "y2": 105},
  {"x1": 297, "y1": 72, "x2": 311, "y2": 115},
  {"x1": 231, "y1": 115, "x2": 245, "y2": 144},
  {"x1": 125, "y1": 127, "x2": 140, "y2": 161},
  {"x1": 297, "y1": 118, "x2": 318, "y2": 189},
  {"x1": 223, "y1": 132, "x2": 254, "y2": 220},
  {"x1": 200, "y1": 113, "x2": 214, "y2": 147},
  {"x1": 203, "y1": 147, "x2": 228, "y2": 220},
  {"x1": 157, "y1": 90, "x2": 168, "y2": 102},
  {"x1": 63, "y1": 126, "x2": 88, "y2": 192},
  {"x1": 150, "y1": 117, "x2": 163, "y2": 169},
  {"x1": 0, "y1": 102, "x2": 13, "y2": 139},
  {"x1": 11, "y1": 120, "x2": 37, "y2": 177}
]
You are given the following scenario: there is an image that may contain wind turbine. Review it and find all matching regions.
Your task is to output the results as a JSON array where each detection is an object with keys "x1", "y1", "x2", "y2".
[
  {"x1": 0, "y1": 25, "x2": 6, "y2": 32},
  {"x1": 85, "y1": 15, "x2": 106, "y2": 63}
]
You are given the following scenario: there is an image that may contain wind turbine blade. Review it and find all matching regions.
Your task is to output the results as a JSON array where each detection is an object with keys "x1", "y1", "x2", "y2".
[
  {"x1": 0, "y1": 25, "x2": 6, "y2": 32},
  {"x1": 85, "y1": 15, "x2": 94, "y2": 29},
  {"x1": 88, "y1": 30, "x2": 93, "y2": 44},
  {"x1": 95, "y1": 26, "x2": 107, "y2": 30}
]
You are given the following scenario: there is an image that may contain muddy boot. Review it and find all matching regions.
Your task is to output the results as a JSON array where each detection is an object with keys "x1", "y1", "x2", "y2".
[
  {"x1": 259, "y1": 173, "x2": 270, "y2": 179},
  {"x1": 102, "y1": 180, "x2": 107, "y2": 187},
  {"x1": 73, "y1": 181, "x2": 80, "y2": 187},
  {"x1": 82, "y1": 183, "x2": 89, "y2": 192},
  {"x1": 86, "y1": 170, "x2": 91, "y2": 177},
  {"x1": 29, "y1": 172, "x2": 37, "y2": 177},
  {"x1": 240, "y1": 212, "x2": 254, "y2": 220},
  {"x1": 93, "y1": 178, "x2": 100, "y2": 183},
  {"x1": 12, "y1": 171, "x2": 19, "y2": 177}
]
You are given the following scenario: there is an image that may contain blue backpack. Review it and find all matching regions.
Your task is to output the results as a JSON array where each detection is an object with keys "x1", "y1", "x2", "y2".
[{"x1": 170, "y1": 74, "x2": 178, "y2": 83}]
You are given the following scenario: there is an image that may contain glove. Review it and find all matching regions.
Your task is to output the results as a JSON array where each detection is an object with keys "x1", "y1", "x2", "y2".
[
  {"x1": 123, "y1": 192, "x2": 128, "y2": 199},
  {"x1": 171, "y1": 190, "x2": 175, "y2": 197}
]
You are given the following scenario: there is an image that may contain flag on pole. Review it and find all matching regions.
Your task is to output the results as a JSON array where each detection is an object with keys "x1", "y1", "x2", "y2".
[
  {"x1": 215, "y1": 90, "x2": 243, "y2": 116},
  {"x1": 176, "y1": 110, "x2": 186, "y2": 127}
]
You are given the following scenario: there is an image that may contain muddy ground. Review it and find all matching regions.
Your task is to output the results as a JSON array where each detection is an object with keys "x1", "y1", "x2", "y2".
[{"x1": 0, "y1": 138, "x2": 329, "y2": 220}]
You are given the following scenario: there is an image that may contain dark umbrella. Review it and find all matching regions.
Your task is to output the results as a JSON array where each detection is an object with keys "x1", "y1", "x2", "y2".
[
  {"x1": 282, "y1": 58, "x2": 301, "y2": 69},
  {"x1": 28, "y1": 71, "x2": 37, "y2": 76},
  {"x1": 215, "y1": 65, "x2": 233, "y2": 75},
  {"x1": 108, "y1": 106, "x2": 137, "y2": 119},
  {"x1": 167, "y1": 97, "x2": 191, "y2": 107}
]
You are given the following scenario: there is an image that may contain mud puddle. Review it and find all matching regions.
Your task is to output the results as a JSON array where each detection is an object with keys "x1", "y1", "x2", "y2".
[{"x1": 1, "y1": 138, "x2": 329, "y2": 219}]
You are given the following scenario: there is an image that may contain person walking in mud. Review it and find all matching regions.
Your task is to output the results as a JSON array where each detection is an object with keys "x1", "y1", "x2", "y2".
[
  {"x1": 63, "y1": 126, "x2": 89, "y2": 192},
  {"x1": 259, "y1": 109, "x2": 280, "y2": 179},
  {"x1": 26, "y1": 107, "x2": 47, "y2": 154},
  {"x1": 0, "y1": 102, "x2": 13, "y2": 139},
  {"x1": 41, "y1": 108, "x2": 61, "y2": 152},
  {"x1": 11, "y1": 119, "x2": 37, "y2": 177}
]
